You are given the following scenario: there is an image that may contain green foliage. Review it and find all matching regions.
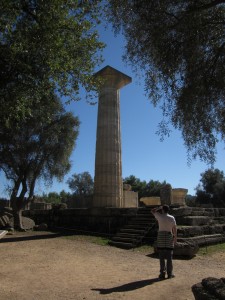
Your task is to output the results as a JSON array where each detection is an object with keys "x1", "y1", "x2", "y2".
[
  {"x1": 63, "y1": 234, "x2": 109, "y2": 246},
  {"x1": 41, "y1": 192, "x2": 62, "y2": 204},
  {"x1": 144, "y1": 179, "x2": 168, "y2": 197},
  {"x1": 32, "y1": 190, "x2": 73, "y2": 205},
  {"x1": 123, "y1": 175, "x2": 147, "y2": 198},
  {"x1": 199, "y1": 169, "x2": 225, "y2": 195},
  {"x1": 0, "y1": 0, "x2": 104, "y2": 126},
  {"x1": 59, "y1": 190, "x2": 73, "y2": 203},
  {"x1": 195, "y1": 168, "x2": 225, "y2": 207},
  {"x1": 107, "y1": 1, "x2": 225, "y2": 164},
  {"x1": 123, "y1": 175, "x2": 168, "y2": 199},
  {"x1": 198, "y1": 242, "x2": 225, "y2": 256},
  {"x1": 67, "y1": 172, "x2": 94, "y2": 196},
  {"x1": 0, "y1": 95, "x2": 79, "y2": 207},
  {"x1": 185, "y1": 194, "x2": 197, "y2": 207}
]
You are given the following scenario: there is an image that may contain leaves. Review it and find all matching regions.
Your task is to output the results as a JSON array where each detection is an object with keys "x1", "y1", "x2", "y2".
[
  {"x1": 123, "y1": 175, "x2": 168, "y2": 199},
  {"x1": 107, "y1": 0, "x2": 225, "y2": 163},
  {"x1": 195, "y1": 168, "x2": 225, "y2": 207},
  {"x1": 0, "y1": 0, "x2": 105, "y2": 126},
  {"x1": 0, "y1": 94, "x2": 80, "y2": 201},
  {"x1": 67, "y1": 172, "x2": 94, "y2": 196}
]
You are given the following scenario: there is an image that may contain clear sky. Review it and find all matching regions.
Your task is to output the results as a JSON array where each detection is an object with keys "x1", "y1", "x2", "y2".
[{"x1": 1, "y1": 24, "x2": 225, "y2": 198}]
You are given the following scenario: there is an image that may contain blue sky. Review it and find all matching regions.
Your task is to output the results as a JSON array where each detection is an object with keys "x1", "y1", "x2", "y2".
[{"x1": 1, "y1": 24, "x2": 225, "y2": 198}]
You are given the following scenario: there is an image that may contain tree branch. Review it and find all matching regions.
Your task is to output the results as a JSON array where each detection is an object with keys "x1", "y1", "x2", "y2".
[{"x1": 189, "y1": 0, "x2": 225, "y2": 12}]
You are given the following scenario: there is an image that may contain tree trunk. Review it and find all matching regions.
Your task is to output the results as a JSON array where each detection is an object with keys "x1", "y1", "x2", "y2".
[
  {"x1": 11, "y1": 177, "x2": 28, "y2": 231},
  {"x1": 13, "y1": 208, "x2": 24, "y2": 231},
  {"x1": 11, "y1": 195, "x2": 26, "y2": 231},
  {"x1": 10, "y1": 177, "x2": 21, "y2": 209}
]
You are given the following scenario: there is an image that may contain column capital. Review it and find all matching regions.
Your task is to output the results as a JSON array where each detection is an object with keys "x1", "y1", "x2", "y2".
[{"x1": 94, "y1": 65, "x2": 132, "y2": 89}]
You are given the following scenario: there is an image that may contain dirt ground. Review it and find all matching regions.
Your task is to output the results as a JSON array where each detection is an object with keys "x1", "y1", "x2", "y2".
[{"x1": 0, "y1": 231, "x2": 225, "y2": 300}]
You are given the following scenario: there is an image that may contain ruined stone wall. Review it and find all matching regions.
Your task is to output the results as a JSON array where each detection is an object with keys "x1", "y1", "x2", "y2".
[{"x1": 23, "y1": 207, "x2": 138, "y2": 235}]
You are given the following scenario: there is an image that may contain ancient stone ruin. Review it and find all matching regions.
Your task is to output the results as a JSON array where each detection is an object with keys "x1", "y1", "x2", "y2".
[
  {"x1": 192, "y1": 277, "x2": 225, "y2": 299},
  {"x1": 160, "y1": 184, "x2": 187, "y2": 206},
  {"x1": 140, "y1": 185, "x2": 188, "y2": 207},
  {"x1": 93, "y1": 65, "x2": 138, "y2": 208}
]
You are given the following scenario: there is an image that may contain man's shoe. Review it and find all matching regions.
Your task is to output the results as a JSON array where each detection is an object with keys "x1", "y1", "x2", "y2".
[
  {"x1": 158, "y1": 273, "x2": 166, "y2": 280},
  {"x1": 168, "y1": 274, "x2": 175, "y2": 279}
]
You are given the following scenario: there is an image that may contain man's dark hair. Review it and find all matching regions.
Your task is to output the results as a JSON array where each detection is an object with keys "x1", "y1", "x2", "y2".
[{"x1": 162, "y1": 205, "x2": 170, "y2": 213}]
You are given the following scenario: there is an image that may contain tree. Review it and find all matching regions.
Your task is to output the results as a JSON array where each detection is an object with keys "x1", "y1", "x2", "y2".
[
  {"x1": 144, "y1": 179, "x2": 168, "y2": 197},
  {"x1": 195, "y1": 168, "x2": 225, "y2": 207},
  {"x1": 123, "y1": 175, "x2": 168, "y2": 199},
  {"x1": 0, "y1": 95, "x2": 79, "y2": 229},
  {"x1": 59, "y1": 190, "x2": 73, "y2": 204},
  {"x1": 185, "y1": 194, "x2": 197, "y2": 207},
  {"x1": 41, "y1": 192, "x2": 62, "y2": 204},
  {"x1": 107, "y1": 1, "x2": 225, "y2": 163},
  {"x1": 0, "y1": 0, "x2": 104, "y2": 127},
  {"x1": 0, "y1": 0, "x2": 104, "y2": 229},
  {"x1": 67, "y1": 172, "x2": 94, "y2": 196},
  {"x1": 198, "y1": 168, "x2": 225, "y2": 195},
  {"x1": 123, "y1": 175, "x2": 147, "y2": 198}
]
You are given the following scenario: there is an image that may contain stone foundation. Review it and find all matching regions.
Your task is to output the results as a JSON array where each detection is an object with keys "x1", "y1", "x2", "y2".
[{"x1": 23, "y1": 207, "x2": 139, "y2": 235}]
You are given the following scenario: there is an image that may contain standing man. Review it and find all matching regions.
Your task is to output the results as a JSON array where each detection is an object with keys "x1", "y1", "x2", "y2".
[{"x1": 151, "y1": 205, "x2": 177, "y2": 279}]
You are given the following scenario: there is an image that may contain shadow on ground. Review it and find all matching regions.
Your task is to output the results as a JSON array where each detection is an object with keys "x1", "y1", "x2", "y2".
[
  {"x1": 0, "y1": 231, "x2": 74, "y2": 243},
  {"x1": 92, "y1": 277, "x2": 159, "y2": 294},
  {"x1": 146, "y1": 252, "x2": 195, "y2": 260}
]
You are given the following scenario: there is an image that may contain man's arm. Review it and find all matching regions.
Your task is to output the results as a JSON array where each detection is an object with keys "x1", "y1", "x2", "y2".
[
  {"x1": 172, "y1": 224, "x2": 177, "y2": 245},
  {"x1": 151, "y1": 206, "x2": 162, "y2": 215}
]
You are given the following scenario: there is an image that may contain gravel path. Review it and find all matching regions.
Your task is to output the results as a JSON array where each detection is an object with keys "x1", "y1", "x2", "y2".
[{"x1": 0, "y1": 231, "x2": 224, "y2": 300}]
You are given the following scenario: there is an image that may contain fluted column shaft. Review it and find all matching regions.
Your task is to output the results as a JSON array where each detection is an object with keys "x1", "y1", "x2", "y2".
[
  {"x1": 94, "y1": 87, "x2": 122, "y2": 207},
  {"x1": 93, "y1": 66, "x2": 131, "y2": 207}
]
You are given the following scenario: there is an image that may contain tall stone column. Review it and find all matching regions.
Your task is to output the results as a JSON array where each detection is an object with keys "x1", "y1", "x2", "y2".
[{"x1": 93, "y1": 66, "x2": 132, "y2": 207}]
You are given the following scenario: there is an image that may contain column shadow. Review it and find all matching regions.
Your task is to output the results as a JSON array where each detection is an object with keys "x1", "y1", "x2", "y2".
[
  {"x1": 92, "y1": 277, "x2": 159, "y2": 294},
  {"x1": 0, "y1": 231, "x2": 70, "y2": 243}
]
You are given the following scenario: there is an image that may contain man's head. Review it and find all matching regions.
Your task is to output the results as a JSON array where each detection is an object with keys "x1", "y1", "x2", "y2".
[{"x1": 162, "y1": 205, "x2": 170, "y2": 213}]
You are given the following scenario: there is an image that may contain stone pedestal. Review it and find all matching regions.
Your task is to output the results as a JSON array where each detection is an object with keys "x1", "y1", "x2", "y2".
[
  {"x1": 160, "y1": 185, "x2": 187, "y2": 206},
  {"x1": 93, "y1": 66, "x2": 131, "y2": 207},
  {"x1": 172, "y1": 188, "x2": 188, "y2": 206},
  {"x1": 160, "y1": 184, "x2": 173, "y2": 205},
  {"x1": 123, "y1": 191, "x2": 138, "y2": 207}
]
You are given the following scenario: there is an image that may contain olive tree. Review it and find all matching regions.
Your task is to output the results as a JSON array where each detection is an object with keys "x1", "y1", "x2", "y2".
[
  {"x1": 0, "y1": 0, "x2": 104, "y2": 127},
  {"x1": 195, "y1": 168, "x2": 225, "y2": 207},
  {"x1": 67, "y1": 172, "x2": 94, "y2": 196},
  {"x1": 107, "y1": 0, "x2": 225, "y2": 164},
  {"x1": 0, "y1": 95, "x2": 79, "y2": 229}
]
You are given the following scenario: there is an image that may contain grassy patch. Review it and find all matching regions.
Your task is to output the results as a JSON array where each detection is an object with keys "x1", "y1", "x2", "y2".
[
  {"x1": 198, "y1": 243, "x2": 225, "y2": 256},
  {"x1": 133, "y1": 244, "x2": 154, "y2": 254},
  {"x1": 62, "y1": 234, "x2": 110, "y2": 246}
]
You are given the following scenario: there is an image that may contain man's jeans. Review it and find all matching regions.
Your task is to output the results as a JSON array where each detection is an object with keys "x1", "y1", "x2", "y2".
[{"x1": 158, "y1": 249, "x2": 173, "y2": 276}]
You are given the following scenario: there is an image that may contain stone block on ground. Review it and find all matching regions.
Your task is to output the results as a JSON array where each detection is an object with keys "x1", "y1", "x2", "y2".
[
  {"x1": 178, "y1": 226, "x2": 204, "y2": 237},
  {"x1": 179, "y1": 234, "x2": 225, "y2": 247},
  {"x1": 33, "y1": 223, "x2": 48, "y2": 231},
  {"x1": 177, "y1": 224, "x2": 225, "y2": 238},
  {"x1": 3, "y1": 207, "x2": 13, "y2": 215},
  {"x1": 174, "y1": 241, "x2": 199, "y2": 257},
  {"x1": 192, "y1": 277, "x2": 225, "y2": 300},
  {"x1": 9, "y1": 216, "x2": 35, "y2": 230},
  {"x1": 153, "y1": 240, "x2": 199, "y2": 257},
  {"x1": 0, "y1": 230, "x2": 8, "y2": 239},
  {"x1": 0, "y1": 215, "x2": 10, "y2": 227}
]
